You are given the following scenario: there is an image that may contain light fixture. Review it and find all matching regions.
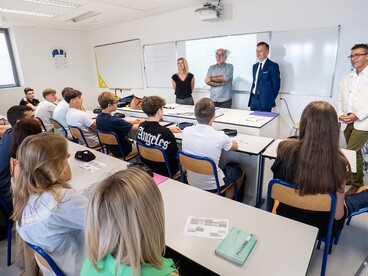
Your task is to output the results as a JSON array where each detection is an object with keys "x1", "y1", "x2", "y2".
[
  {"x1": 71, "y1": 11, "x2": 101, "y2": 23},
  {"x1": 0, "y1": 8, "x2": 58, "y2": 18},
  {"x1": 21, "y1": 0, "x2": 81, "y2": 9}
]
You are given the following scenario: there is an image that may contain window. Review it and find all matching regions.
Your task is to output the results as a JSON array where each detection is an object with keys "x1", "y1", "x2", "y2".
[{"x1": 0, "y1": 28, "x2": 19, "y2": 88}]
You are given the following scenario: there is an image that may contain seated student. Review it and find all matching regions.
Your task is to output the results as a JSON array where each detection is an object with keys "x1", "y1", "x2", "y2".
[
  {"x1": 10, "y1": 118, "x2": 43, "y2": 181},
  {"x1": 81, "y1": 167, "x2": 178, "y2": 276},
  {"x1": 0, "y1": 105, "x2": 33, "y2": 207},
  {"x1": 96, "y1": 91, "x2": 143, "y2": 157},
  {"x1": 19, "y1": 87, "x2": 40, "y2": 111},
  {"x1": 53, "y1": 87, "x2": 74, "y2": 138},
  {"x1": 271, "y1": 101, "x2": 368, "y2": 238},
  {"x1": 65, "y1": 89, "x2": 100, "y2": 147},
  {"x1": 9, "y1": 118, "x2": 42, "y2": 274},
  {"x1": 136, "y1": 96, "x2": 181, "y2": 177},
  {"x1": 12, "y1": 132, "x2": 87, "y2": 276},
  {"x1": 182, "y1": 97, "x2": 244, "y2": 200},
  {"x1": 34, "y1": 88, "x2": 59, "y2": 131}
]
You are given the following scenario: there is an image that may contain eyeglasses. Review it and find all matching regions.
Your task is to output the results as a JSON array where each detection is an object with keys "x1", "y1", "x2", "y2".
[
  {"x1": 348, "y1": 53, "x2": 368, "y2": 60},
  {"x1": 216, "y1": 53, "x2": 225, "y2": 58}
]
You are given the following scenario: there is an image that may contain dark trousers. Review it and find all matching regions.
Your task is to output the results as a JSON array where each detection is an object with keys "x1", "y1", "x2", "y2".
[{"x1": 214, "y1": 98, "x2": 232, "y2": 108}]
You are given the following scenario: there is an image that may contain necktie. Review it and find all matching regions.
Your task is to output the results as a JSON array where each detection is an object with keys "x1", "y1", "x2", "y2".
[{"x1": 255, "y1": 63, "x2": 262, "y2": 96}]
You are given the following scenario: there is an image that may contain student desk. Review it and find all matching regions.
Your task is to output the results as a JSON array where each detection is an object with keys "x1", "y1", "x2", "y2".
[
  {"x1": 160, "y1": 179, "x2": 318, "y2": 276},
  {"x1": 174, "y1": 132, "x2": 274, "y2": 207},
  {"x1": 117, "y1": 105, "x2": 279, "y2": 138},
  {"x1": 67, "y1": 141, "x2": 128, "y2": 194}
]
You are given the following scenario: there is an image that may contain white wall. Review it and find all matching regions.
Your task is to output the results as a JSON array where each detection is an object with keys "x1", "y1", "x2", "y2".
[
  {"x1": 1, "y1": 0, "x2": 365, "y2": 139},
  {"x1": 0, "y1": 27, "x2": 95, "y2": 115},
  {"x1": 88, "y1": 0, "x2": 365, "y2": 138}
]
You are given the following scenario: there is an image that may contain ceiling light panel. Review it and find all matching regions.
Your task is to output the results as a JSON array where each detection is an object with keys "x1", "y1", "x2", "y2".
[
  {"x1": 21, "y1": 0, "x2": 81, "y2": 9},
  {"x1": 0, "y1": 8, "x2": 58, "y2": 17}
]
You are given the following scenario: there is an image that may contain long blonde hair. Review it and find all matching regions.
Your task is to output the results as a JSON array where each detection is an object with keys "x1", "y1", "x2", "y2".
[
  {"x1": 85, "y1": 168, "x2": 165, "y2": 275},
  {"x1": 12, "y1": 133, "x2": 71, "y2": 223}
]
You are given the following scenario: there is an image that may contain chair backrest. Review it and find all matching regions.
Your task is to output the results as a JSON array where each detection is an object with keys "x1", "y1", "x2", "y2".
[
  {"x1": 266, "y1": 178, "x2": 336, "y2": 276},
  {"x1": 96, "y1": 129, "x2": 125, "y2": 154},
  {"x1": 136, "y1": 141, "x2": 173, "y2": 178},
  {"x1": 26, "y1": 242, "x2": 64, "y2": 276},
  {"x1": 177, "y1": 149, "x2": 221, "y2": 194},
  {"x1": 68, "y1": 125, "x2": 89, "y2": 146},
  {"x1": 266, "y1": 179, "x2": 334, "y2": 213},
  {"x1": 36, "y1": 117, "x2": 47, "y2": 132},
  {"x1": 50, "y1": 118, "x2": 68, "y2": 138}
]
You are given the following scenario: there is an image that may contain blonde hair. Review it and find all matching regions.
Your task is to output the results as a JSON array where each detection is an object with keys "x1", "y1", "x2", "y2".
[
  {"x1": 85, "y1": 168, "x2": 165, "y2": 275},
  {"x1": 177, "y1": 57, "x2": 189, "y2": 74},
  {"x1": 12, "y1": 133, "x2": 71, "y2": 223}
]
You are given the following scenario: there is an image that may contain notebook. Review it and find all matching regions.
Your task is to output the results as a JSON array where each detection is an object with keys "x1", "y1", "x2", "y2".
[{"x1": 215, "y1": 227, "x2": 257, "y2": 265}]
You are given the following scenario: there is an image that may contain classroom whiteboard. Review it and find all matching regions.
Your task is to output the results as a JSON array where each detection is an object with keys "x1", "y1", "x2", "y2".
[
  {"x1": 271, "y1": 26, "x2": 339, "y2": 96},
  {"x1": 143, "y1": 42, "x2": 177, "y2": 88},
  {"x1": 94, "y1": 39, "x2": 143, "y2": 89},
  {"x1": 142, "y1": 26, "x2": 339, "y2": 96},
  {"x1": 143, "y1": 32, "x2": 270, "y2": 91}
]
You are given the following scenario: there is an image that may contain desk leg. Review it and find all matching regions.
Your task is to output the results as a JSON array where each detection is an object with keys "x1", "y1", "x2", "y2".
[
  {"x1": 354, "y1": 255, "x2": 368, "y2": 276},
  {"x1": 255, "y1": 155, "x2": 266, "y2": 208}
]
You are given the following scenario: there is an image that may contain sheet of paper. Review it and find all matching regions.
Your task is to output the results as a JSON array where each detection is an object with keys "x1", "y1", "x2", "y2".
[
  {"x1": 152, "y1": 173, "x2": 168, "y2": 185},
  {"x1": 79, "y1": 160, "x2": 107, "y2": 172},
  {"x1": 183, "y1": 216, "x2": 229, "y2": 239},
  {"x1": 245, "y1": 115, "x2": 265, "y2": 122}
]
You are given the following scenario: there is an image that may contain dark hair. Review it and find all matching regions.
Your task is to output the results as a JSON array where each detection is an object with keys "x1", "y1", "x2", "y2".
[
  {"x1": 64, "y1": 89, "x2": 82, "y2": 103},
  {"x1": 6, "y1": 105, "x2": 33, "y2": 127},
  {"x1": 10, "y1": 118, "x2": 42, "y2": 158},
  {"x1": 277, "y1": 101, "x2": 351, "y2": 195},
  {"x1": 61, "y1": 87, "x2": 74, "y2": 98},
  {"x1": 24, "y1": 87, "x2": 33, "y2": 95},
  {"x1": 42, "y1": 88, "x2": 56, "y2": 98},
  {"x1": 257, "y1": 41, "x2": 270, "y2": 51},
  {"x1": 142, "y1": 96, "x2": 166, "y2": 116},
  {"x1": 194, "y1": 98, "x2": 215, "y2": 124},
  {"x1": 351, "y1": 43, "x2": 368, "y2": 53}
]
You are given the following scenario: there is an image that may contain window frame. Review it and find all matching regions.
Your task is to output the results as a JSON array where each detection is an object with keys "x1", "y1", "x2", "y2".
[{"x1": 0, "y1": 28, "x2": 19, "y2": 88}]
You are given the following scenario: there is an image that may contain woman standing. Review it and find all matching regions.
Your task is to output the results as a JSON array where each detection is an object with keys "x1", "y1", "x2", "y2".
[{"x1": 171, "y1": 57, "x2": 195, "y2": 105}]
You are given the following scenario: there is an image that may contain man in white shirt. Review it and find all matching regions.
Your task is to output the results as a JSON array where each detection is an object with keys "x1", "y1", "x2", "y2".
[
  {"x1": 53, "y1": 87, "x2": 74, "y2": 137},
  {"x1": 65, "y1": 89, "x2": 99, "y2": 147},
  {"x1": 337, "y1": 43, "x2": 368, "y2": 195},
  {"x1": 182, "y1": 97, "x2": 245, "y2": 200},
  {"x1": 34, "y1": 88, "x2": 58, "y2": 131}
]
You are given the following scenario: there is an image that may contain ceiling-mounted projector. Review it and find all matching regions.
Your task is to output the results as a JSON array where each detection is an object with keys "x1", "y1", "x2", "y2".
[{"x1": 195, "y1": 2, "x2": 222, "y2": 21}]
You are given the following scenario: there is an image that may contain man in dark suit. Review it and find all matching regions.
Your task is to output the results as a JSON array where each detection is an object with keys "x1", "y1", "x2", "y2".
[{"x1": 248, "y1": 42, "x2": 281, "y2": 112}]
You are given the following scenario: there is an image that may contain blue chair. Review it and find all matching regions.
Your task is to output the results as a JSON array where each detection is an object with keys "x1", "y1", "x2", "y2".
[
  {"x1": 96, "y1": 129, "x2": 138, "y2": 161},
  {"x1": 266, "y1": 178, "x2": 338, "y2": 276},
  {"x1": 177, "y1": 150, "x2": 238, "y2": 200},
  {"x1": 68, "y1": 125, "x2": 103, "y2": 151},
  {"x1": 136, "y1": 141, "x2": 181, "y2": 179},
  {"x1": 50, "y1": 118, "x2": 68, "y2": 138},
  {"x1": 26, "y1": 242, "x2": 64, "y2": 276},
  {"x1": 36, "y1": 117, "x2": 47, "y2": 132},
  {"x1": 0, "y1": 197, "x2": 12, "y2": 266}
]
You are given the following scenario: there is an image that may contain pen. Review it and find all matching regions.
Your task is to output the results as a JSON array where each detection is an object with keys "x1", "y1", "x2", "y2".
[{"x1": 236, "y1": 234, "x2": 253, "y2": 255}]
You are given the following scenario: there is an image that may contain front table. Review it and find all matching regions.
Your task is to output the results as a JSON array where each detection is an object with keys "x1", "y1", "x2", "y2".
[{"x1": 160, "y1": 179, "x2": 318, "y2": 275}]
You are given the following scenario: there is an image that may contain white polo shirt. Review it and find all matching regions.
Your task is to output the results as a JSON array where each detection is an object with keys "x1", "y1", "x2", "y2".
[
  {"x1": 34, "y1": 100, "x2": 56, "y2": 131},
  {"x1": 182, "y1": 124, "x2": 232, "y2": 190},
  {"x1": 66, "y1": 108, "x2": 99, "y2": 147}
]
